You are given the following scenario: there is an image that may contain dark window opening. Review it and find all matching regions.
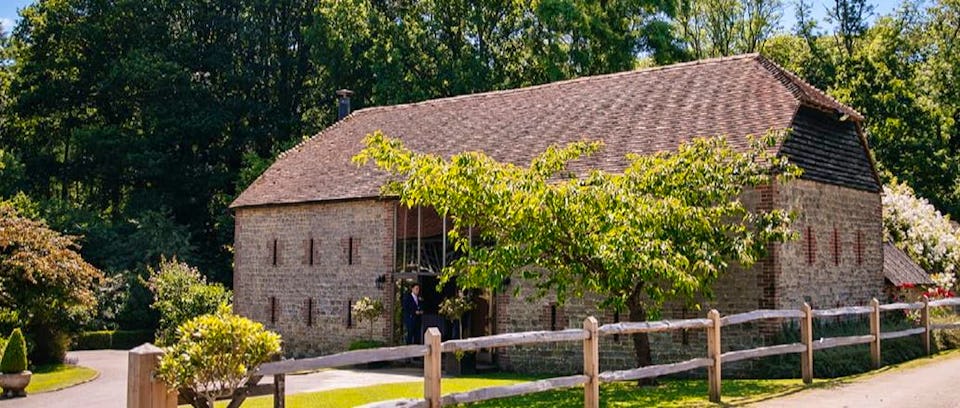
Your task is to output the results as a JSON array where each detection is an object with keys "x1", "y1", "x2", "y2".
[
  {"x1": 309, "y1": 238, "x2": 315, "y2": 266},
  {"x1": 272, "y1": 239, "x2": 278, "y2": 266},
  {"x1": 856, "y1": 230, "x2": 863, "y2": 265},
  {"x1": 270, "y1": 296, "x2": 277, "y2": 324},
  {"x1": 550, "y1": 304, "x2": 558, "y2": 331},
  {"x1": 346, "y1": 299, "x2": 353, "y2": 328},
  {"x1": 833, "y1": 227, "x2": 841, "y2": 266},
  {"x1": 348, "y1": 237, "x2": 354, "y2": 265},
  {"x1": 307, "y1": 298, "x2": 314, "y2": 327},
  {"x1": 806, "y1": 226, "x2": 816, "y2": 265}
]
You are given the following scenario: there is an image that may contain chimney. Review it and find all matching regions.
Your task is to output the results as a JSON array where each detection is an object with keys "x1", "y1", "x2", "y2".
[{"x1": 336, "y1": 89, "x2": 354, "y2": 121}]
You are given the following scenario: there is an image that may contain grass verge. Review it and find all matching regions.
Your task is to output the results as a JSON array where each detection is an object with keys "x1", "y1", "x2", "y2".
[
  {"x1": 26, "y1": 364, "x2": 99, "y2": 394},
  {"x1": 206, "y1": 348, "x2": 960, "y2": 408}
]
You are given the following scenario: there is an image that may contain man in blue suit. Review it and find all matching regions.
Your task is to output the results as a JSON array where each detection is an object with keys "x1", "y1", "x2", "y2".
[{"x1": 402, "y1": 284, "x2": 423, "y2": 345}]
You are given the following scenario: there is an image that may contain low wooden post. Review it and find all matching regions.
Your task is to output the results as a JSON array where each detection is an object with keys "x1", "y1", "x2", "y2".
[
  {"x1": 583, "y1": 317, "x2": 599, "y2": 408},
  {"x1": 706, "y1": 309, "x2": 722, "y2": 403},
  {"x1": 921, "y1": 296, "x2": 931, "y2": 356},
  {"x1": 273, "y1": 374, "x2": 285, "y2": 408},
  {"x1": 127, "y1": 343, "x2": 177, "y2": 408},
  {"x1": 424, "y1": 327, "x2": 442, "y2": 408},
  {"x1": 870, "y1": 298, "x2": 881, "y2": 369},
  {"x1": 800, "y1": 303, "x2": 813, "y2": 384}
]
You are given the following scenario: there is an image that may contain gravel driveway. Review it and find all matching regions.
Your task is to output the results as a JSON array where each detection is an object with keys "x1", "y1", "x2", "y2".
[
  {"x1": 749, "y1": 351, "x2": 960, "y2": 408},
  {"x1": 0, "y1": 349, "x2": 422, "y2": 408}
]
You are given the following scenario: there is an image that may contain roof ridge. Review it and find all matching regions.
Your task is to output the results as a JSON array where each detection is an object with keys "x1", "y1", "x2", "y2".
[
  {"x1": 354, "y1": 54, "x2": 763, "y2": 115},
  {"x1": 754, "y1": 54, "x2": 864, "y2": 121}
]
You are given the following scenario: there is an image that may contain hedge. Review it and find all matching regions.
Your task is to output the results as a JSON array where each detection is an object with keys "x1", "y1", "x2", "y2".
[{"x1": 72, "y1": 330, "x2": 155, "y2": 350}]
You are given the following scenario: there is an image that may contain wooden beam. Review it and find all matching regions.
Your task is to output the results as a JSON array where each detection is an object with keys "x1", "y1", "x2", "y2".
[
  {"x1": 440, "y1": 375, "x2": 587, "y2": 405},
  {"x1": 256, "y1": 345, "x2": 428, "y2": 376},
  {"x1": 812, "y1": 334, "x2": 875, "y2": 350},
  {"x1": 922, "y1": 297, "x2": 931, "y2": 356},
  {"x1": 273, "y1": 374, "x2": 285, "y2": 408},
  {"x1": 424, "y1": 327, "x2": 442, "y2": 408},
  {"x1": 442, "y1": 329, "x2": 587, "y2": 353},
  {"x1": 720, "y1": 343, "x2": 805, "y2": 363},
  {"x1": 800, "y1": 303, "x2": 813, "y2": 384},
  {"x1": 812, "y1": 305, "x2": 873, "y2": 317},
  {"x1": 707, "y1": 309, "x2": 721, "y2": 403},
  {"x1": 582, "y1": 317, "x2": 599, "y2": 408},
  {"x1": 879, "y1": 327, "x2": 926, "y2": 340},
  {"x1": 598, "y1": 318, "x2": 712, "y2": 336},
  {"x1": 720, "y1": 309, "x2": 804, "y2": 326},
  {"x1": 598, "y1": 358, "x2": 712, "y2": 382},
  {"x1": 870, "y1": 298, "x2": 881, "y2": 369},
  {"x1": 928, "y1": 298, "x2": 960, "y2": 307},
  {"x1": 878, "y1": 302, "x2": 925, "y2": 311}
]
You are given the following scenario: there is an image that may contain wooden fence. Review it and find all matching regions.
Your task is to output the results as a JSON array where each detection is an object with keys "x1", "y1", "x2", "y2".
[{"x1": 128, "y1": 297, "x2": 960, "y2": 408}]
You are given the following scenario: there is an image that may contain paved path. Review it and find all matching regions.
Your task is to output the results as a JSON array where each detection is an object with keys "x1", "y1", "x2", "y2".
[
  {"x1": 0, "y1": 350, "x2": 423, "y2": 408},
  {"x1": 750, "y1": 352, "x2": 960, "y2": 408}
]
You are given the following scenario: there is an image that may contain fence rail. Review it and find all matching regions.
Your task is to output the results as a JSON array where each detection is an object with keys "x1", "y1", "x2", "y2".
[{"x1": 127, "y1": 297, "x2": 960, "y2": 408}]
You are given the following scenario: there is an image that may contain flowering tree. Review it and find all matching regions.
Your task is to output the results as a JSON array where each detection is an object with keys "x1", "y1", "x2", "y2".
[
  {"x1": 352, "y1": 297, "x2": 384, "y2": 339},
  {"x1": 354, "y1": 130, "x2": 798, "y2": 368},
  {"x1": 883, "y1": 181, "x2": 960, "y2": 278}
]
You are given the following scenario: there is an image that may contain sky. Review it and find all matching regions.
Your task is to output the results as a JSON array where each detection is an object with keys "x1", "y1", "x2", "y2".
[{"x1": 0, "y1": 0, "x2": 906, "y2": 37}]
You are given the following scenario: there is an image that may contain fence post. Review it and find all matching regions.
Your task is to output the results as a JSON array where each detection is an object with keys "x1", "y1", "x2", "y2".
[
  {"x1": 800, "y1": 303, "x2": 813, "y2": 384},
  {"x1": 127, "y1": 343, "x2": 177, "y2": 408},
  {"x1": 273, "y1": 374, "x2": 285, "y2": 408},
  {"x1": 921, "y1": 296, "x2": 931, "y2": 356},
  {"x1": 706, "y1": 309, "x2": 721, "y2": 403},
  {"x1": 583, "y1": 317, "x2": 599, "y2": 408},
  {"x1": 424, "y1": 327, "x2": 442, "y2": 408},
  {"x1": 870, "y1": 298, "x2": 881, "y2": 369}
]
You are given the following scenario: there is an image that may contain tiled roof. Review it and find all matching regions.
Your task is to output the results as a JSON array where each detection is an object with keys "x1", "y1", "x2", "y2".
[
  {"x1": 232, "y1": 54, "x2": 866, "y2": 208},
  {"x1": 883, "y1": 243, "x2": 934, "y2": 286}
]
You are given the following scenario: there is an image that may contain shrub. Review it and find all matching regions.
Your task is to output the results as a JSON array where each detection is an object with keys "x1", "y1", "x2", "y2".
[
  {"x1": 753, "y1": 316, "x2": 926, "y2": 379},
  {"x1": 352, "y1": 297, "x2": 384, "y2": 339},
  {"x1": 348, "y1": 339, "x2": 387, "y2": 350},
  {"x1": 0, "y1": 329, "x2": 28, "y2": 373},
  {"x1": 156, "y1": 306, "x2": 280, "y2": 408},
  {"x1": 0, "y1": 206, "x2": 103, "y2": 364},
  {"x1": 149, "y1": 258, "x2": 231, "y2": 345},
  {"x1": 72, "y1": 330, "x2": 155, "y2": 350}
]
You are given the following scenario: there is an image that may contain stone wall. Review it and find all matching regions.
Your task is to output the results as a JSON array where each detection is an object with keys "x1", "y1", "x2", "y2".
[
  {"x1": 233, "y1": 200, "x2": 396, "y2": 357},
  {"x1": 776, "y1": 179, "x2": 884, "y2": 310},
  {"x1": 495, "y1": 180, "x2": 885, "y2": 374}
]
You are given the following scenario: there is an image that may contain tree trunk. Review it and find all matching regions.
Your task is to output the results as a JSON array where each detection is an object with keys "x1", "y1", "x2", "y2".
[{"x1": 627, "y1": 292, "x2": 655, "y2": 386}]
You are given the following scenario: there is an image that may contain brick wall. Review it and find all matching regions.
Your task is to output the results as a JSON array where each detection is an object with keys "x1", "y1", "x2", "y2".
[{"x1": 233, "y1": 200, "x2": 395, "y2": 357}]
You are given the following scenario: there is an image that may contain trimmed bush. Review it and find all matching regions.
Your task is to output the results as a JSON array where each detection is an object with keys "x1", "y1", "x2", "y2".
[
  {"x1": 1, "y1": 328, "x2": 28, "y2": 373},
  {"x1": 72, "y1": 330, "x2": 155, "y2": 350}
]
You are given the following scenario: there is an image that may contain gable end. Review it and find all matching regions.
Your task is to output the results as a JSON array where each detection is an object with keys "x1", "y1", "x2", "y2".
[{"x1": 780, "y1": 106, "x2": 880, "y2": 192}]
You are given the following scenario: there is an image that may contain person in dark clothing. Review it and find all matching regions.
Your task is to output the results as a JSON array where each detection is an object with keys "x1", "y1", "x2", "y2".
[{"x1": 402, "y1": 284, "x2": 423, "y2": 345}]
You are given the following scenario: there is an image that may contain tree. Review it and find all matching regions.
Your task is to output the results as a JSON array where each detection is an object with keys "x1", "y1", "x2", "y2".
[
  {"x1": 883, "y1": 180, "x2": 960, "y2": 276},
  {"x1": 148, "y1": 258, "x2": 232, "y2": 345},
  {"x1": 354, "y1": 131, "x2": 798, "y2": 368},
  {"x1": 674, "y1": 0, "x2": 784, "y2": 59},
  {"x1": 155, "y1": 306, "x2": 281, "y2": 408},
  {"x1": 0, "y1": 205, "x2": 103, "y2": 364}
]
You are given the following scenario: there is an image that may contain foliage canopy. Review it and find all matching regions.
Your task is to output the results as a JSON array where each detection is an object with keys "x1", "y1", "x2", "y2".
[{"x1": 355, "y1": 130, "x2": 799, "y2": 365}]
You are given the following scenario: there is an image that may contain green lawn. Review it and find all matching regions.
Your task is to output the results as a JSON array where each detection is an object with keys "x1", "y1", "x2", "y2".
[
  {"x1": 26, "y1": 364, "x2": 99, "y2": 394},
  {"x1": 215, "y1": 373, "x2": 806, "y2": 408},
  {"x1": 206, "y1": 349, "x2": 960, "y2": 408},
  {"x1": 216, "y1": 374, "x2": 531, "y2": 408}
]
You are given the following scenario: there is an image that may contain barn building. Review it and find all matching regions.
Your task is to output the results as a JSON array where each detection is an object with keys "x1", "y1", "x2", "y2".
[{"x1": 230, "y1": 54, "x2": 889, "y2": 372}]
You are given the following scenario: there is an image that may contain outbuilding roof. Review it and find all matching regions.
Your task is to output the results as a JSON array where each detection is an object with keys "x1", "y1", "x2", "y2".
[
  {"x1": 883, "y1": 243, "x2": 935, "y2": 286},
  {"x1": 232, "y1": 54, "x2": 869, "y2": 209}
]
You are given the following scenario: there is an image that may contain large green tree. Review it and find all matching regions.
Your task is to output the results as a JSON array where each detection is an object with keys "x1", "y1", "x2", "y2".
[{"x1": 354, "y1": 131, "x2": 798, "y2": 367}]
